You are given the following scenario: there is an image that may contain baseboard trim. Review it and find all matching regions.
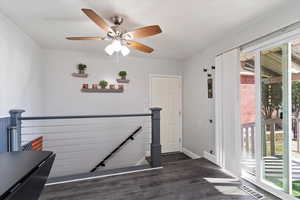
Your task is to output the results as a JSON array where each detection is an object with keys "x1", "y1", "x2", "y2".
[
  {"x1": 182, "y1": 147, "x2": 201, "y2": 159},
  {"x1": 46, "y1": 166, "x2": 163, "y2": 186},
  {"x1": 203, "y1": 151, "x2": 217, "y2": 165}
]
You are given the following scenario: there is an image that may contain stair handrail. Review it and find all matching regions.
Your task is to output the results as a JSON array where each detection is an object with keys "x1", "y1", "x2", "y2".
[{"x1": 90, "y1": 126, "x2": 142, "y2": 172}]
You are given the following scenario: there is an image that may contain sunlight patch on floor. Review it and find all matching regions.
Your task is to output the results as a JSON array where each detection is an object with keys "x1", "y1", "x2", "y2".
[
  {"x1": 204, "y1": 177, "x2": 240, "y2": 184},
  {"x1": 214, "y1": 185, "x2": 249, "y2": 196}
]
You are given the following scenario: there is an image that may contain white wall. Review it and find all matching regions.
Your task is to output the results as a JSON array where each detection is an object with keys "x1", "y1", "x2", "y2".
[
  {"x1": 182, "y1": 2, "x2": 300, "y2": 157},
  {"x1": 0, "y1": 12, "x2": 43, "y2": 117},
  {"x1": 43, "y1": 50, "x2": 182, "y2": 115},
  {"x1": 40, "y1": 50, "x2": 183, "y2": 176},
  {"x1": 0, "y1": 9, "x2": 183, "y2": 175}
]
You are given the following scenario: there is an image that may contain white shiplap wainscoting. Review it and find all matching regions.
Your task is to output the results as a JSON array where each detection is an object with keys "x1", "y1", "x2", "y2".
[{"x1": 22, "y1": 117, "x2": 151, "y2": 178}]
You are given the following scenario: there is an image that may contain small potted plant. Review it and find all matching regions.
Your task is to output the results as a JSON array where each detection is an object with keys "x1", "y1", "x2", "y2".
[
  {"x1": 78, "y1": 63, "x2": 87, "y2": 74},
  {"x1": 92, "y1": 84, "x2": 98, "y2": 89},
  {"x1": 119, "y1": 71, "x2": 127, "y2": 80},
  {"x1": 82, "y1": 84, "x2": 89, "y2": 89},
  {"x1": 109, "y1": 84, "x2": 115, "y2": 89},
  {"x1": 99, "y1": 80, "x2": 108, "y2": 89}
]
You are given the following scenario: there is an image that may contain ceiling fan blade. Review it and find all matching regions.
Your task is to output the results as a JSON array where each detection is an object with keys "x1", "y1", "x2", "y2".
[
  {"x1": 81, "y1": 8, "x2": 111, "y2": 33},
  {"x1": 126, "y1": 40, "x2": 154, "y2": 53},
  {"x1": 126, "y1": 25, "x2": 162, "y2": 39},
  {"x1": 66, "y1": 37, "x2": 105, "y2": 40}
]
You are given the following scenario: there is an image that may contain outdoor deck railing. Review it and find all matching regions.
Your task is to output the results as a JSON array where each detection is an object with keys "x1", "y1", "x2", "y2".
[
  {"x1": 241, "y1": 122, "x2": 255, "y2": 156},
  {"x1": 241, "y1": 118, "x2": 282, "y2": 156},
  {"x1": 264, "y1": 118, "x2": 282, "y2": 156},
  {"x1": 241, "y1": 118, "x2": 298, "y2": 156}
]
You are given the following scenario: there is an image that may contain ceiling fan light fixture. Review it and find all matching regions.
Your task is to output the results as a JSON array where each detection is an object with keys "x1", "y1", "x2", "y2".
[
  {"x1": 111, "y1": 40, "x2": 122, "y2": 52},
  {"x1": 105, "y1": 44, "x2": 114, "y2": 55},
  {"x1": 121, "y1": 45, "x2": 130, "y2": 56},
  {"x1": 67, "y1": 9, "x2": 162, "y2": 56}
]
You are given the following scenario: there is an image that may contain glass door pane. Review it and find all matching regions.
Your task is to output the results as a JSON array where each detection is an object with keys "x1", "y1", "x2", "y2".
[
  {"x1": 240, "y1": 52, "x2": 257, "y2": 177},
  {"x1": 260, "y1": 44, "x2": 291, "y2": 193},
  {"x1": 291, "y1": 40, "x2": 300, "y2": 198}
]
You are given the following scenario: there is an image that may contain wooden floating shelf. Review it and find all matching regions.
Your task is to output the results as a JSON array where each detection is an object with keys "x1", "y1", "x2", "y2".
[
  {"x1": 116, "y1": 79, "x2": 130, "y2": 83},
  {"x1": 72, "y1": 73, "x2": 88, "y2": 78},
  {"x1": 81, "y1": 88, "x2": 124, "y2": 93}
]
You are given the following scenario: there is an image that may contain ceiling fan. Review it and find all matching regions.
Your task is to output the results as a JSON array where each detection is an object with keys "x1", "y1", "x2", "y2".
[{"x1": 66, "y1": 9, "x2": 162, "y2": 56}]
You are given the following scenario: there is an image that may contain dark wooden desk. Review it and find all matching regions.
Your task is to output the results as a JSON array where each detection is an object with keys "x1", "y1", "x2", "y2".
[{"x1": 0, "y1": 151, "x2": 55, "y2": 200}]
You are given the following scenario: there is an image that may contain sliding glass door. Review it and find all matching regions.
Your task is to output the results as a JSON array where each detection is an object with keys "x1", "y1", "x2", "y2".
[
  {"x1": 239, "y1": 36, "x2": 300, "y2": 199},
  {"x1": 260, "y1": 44, "x2": 291, "y2": 194}
]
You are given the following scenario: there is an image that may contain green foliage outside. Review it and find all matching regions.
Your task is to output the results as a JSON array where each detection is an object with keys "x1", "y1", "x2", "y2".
[
  {"x1": 261, "y1": 80, "x2": 300, "y2": 197},
  {"x1": 262, "y1": 80, "x2": 300, "y2": 119},
  {"x1": 261, "y1": 81, "x2": 282, "y2": 119},
  {"x1": 293, "y1": 181, "x2": 300, "y2": 198},
  {"x1": 266, "y1": 176, "x2": 300, "y2": 198},
  {"x1": 292, "y1": 81, "x2": 300, "y2": 117}
]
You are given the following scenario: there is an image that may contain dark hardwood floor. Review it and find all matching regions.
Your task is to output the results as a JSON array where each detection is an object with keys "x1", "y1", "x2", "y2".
[
  {"x1": 146, "y1": 152, "x2": 191, "y2": 165},
  {"x1": 40, "y1": 157, "x2": 279, "y2": 200}
]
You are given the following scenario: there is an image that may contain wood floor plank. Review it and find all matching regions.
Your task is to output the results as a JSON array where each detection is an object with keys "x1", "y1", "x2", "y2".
[{"x1": 40, "y1": 158, "x2": 279, "y2": 200}]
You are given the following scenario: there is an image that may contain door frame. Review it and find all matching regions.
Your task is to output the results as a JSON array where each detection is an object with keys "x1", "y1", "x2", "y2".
[{"x1": 149, "y1": 74, "x2": 183, "y2": 152}]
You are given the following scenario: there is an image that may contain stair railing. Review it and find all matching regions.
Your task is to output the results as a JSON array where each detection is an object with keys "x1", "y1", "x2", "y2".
[
  {"x1": 8, "y1": 108, "x2": 162, "y2": 170},
  {"x1": 91, "y1": 126, "x2": 142, "y2": 172}
]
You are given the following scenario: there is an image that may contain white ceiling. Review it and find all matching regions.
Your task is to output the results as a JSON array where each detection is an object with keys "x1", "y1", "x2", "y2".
[{"x1": 0, "y1": 0, "x2": 287, "y2": 60}]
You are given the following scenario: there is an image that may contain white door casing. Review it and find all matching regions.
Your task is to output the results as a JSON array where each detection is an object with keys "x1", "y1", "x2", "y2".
[{"x1": 150, "y1": 75, "x2": 182, "y2": 153}]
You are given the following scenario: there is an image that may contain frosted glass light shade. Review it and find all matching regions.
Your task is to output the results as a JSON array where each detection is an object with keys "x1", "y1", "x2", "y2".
[
  {"x1": 121, "y1": 46, "x2": 130, "y2": 56},
  {"x1": 105, "y1": 44, "x2": 114, "y2": 55},
  {"x1": 111, "y1": 40, "x2": 122, "y2": 52}
]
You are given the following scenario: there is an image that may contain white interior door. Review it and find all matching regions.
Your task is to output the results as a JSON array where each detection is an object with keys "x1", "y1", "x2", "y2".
[{"x1": 150, "y1": 76, "x2": 181, "y2": 153}]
